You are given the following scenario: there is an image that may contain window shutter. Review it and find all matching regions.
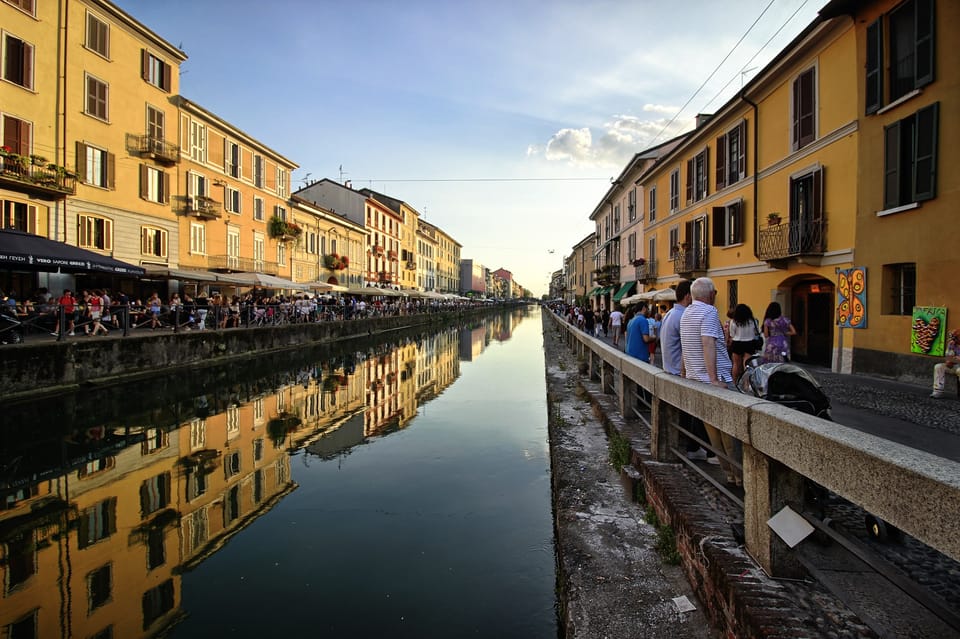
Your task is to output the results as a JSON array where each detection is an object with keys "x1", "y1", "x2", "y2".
[
  {"x1": 18, "y1": 118, "x2": 31, "y2": 155},
  {"x1": 865, "y1": 19, "x2": 883, "y2": 114},
  {"x1": 812, "y1": 168, "x2": 824, "y2": 222},
  {"x1": 791, "y1": 76, "x2": 801, "y2": 148},
  {"x1": 106, "y1": 152, "x2": 116, "y2": 189},
  {"x1": 712, "y1": 206, "x2": 724, "y2": 246},
  {"x1": 2, "y1": 116, "x2": 16, "y2": 151},
  {"x1": 139, "y1": 164, "x2": 149, "y2": 199},
  {"x1": 732, "y1": 201, "x2": 743, "y2": 244},
  {"x1": 737, "y1": 122, "x2": 746, "y2": 180},
  {"x1": 914, "y1": 0, "x2": 934, "y2": 88},
  {"x1": 104, "y1": 219, "x2": 113, "y2": 251},
  {"x1": 161, "y1": 61, "x2": 171, "y2": 92},
  {"x1": 685, "y1": 159, "x2": 693, "y2": 203},
  {"x1": 141, "y1": 49, "x2": 149, "y2": 81},
  {"x1": 76, "y1": 141, "x2": 88, "y2": 178},
  {"x1": 684, "y1": 220, "x2": 693, "y2": 244},
  {"x1": 161, "y1": 171, "x2": 170, "y2": 204},
  {"x1": 883, "y1": 122, "x2": 901, "y2": 208},
  {"x1": 141, "y1": 228, "x2": 150, "y2": 255},
  {"x1": 702, "y1": 148, "x2": 709, "y2": 198},
  {"x1": 161, "y1": 230, "x2": 168, "y2": 258},
  {"x1": 715, "y1": 135, "x2": 726, "y2": 190},
  {"x1": 913, "y1": 101, "x2": 938, "y2": 202},
  {"x1": 22, "y1": 40, "x2": 33, "y2": 90}
]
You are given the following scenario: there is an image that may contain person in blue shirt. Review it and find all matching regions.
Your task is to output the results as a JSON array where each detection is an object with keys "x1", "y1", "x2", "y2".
[{"x1": 625, "y1": 302, "x2": 652, "y2": 362}]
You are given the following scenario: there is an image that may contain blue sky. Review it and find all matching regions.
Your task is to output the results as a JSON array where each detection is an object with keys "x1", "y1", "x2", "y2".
[{"x1": 114, "y1": 0, "x2": 828, "y2": 295}]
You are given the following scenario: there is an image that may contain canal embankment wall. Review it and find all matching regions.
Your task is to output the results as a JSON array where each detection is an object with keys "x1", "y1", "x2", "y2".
[{"x1": 0, "y1": 308, "x2": 491, "y2": 401}]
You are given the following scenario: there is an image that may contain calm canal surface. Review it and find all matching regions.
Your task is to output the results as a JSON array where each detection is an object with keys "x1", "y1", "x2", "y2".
[{"x1": 0, "y1": 306, "x2": 558, "y2": 638}]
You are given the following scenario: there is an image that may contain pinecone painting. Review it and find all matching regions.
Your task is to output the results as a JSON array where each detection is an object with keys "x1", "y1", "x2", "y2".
[{"x1": 912, "y1": 315, "x2": 940, "y2": 353}]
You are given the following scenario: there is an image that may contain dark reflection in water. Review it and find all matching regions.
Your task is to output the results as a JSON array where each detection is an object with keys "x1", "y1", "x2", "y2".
[{"x1": 0, "y1": 306, "x2": 556, "y2": 638}]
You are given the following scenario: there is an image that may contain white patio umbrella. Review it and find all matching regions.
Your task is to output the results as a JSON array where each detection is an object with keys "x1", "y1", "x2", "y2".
[{"x1": 653, "y1": 288, "x2": 677, "y2": 302}]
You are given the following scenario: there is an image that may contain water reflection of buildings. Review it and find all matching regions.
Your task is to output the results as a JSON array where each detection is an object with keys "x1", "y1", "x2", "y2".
[{"x1": 0, "y1": 312, "x2": 526, "y2": 637}]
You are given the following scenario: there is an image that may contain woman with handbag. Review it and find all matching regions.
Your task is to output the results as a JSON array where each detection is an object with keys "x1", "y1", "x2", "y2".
[{"x1": 727, "y1": 303, "x2": 760, "y2": 382}]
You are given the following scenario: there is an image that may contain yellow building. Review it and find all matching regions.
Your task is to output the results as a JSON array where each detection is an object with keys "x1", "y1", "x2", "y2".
[
  {"x1": 290, "y1": 195, "x2": 367, "y2": 288},
  {"x1": 359, "y1": 188, "x2": 422, "y2": 291},
  {"x1": 834, "y1": 0, "x2": 958, "y2": 382},
  {"x1": 416, "y1": 219, "x2": 439, "y2": 291},
  {"x1": 637, "y1": 11, "x2": 859, "y2": 368},
  {"x1": 364, "y1": 196, "x2": 402, "y2": 288},
  {"x1": 566, "y1": 233, "x2": 596, "y2": 305},
  {"x1": 175, "y1": 97, "x2": 298, "y2": 282},
  {"x1": 435, "y1": 227, "x2": 461, "y2": 294}
]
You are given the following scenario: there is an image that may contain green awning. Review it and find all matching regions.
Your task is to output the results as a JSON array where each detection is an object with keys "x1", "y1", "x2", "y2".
[
  {"x1": 601, "y1": 286, "x2": 614, "y2": 295},
  {"x1": 587, "y1": 287, "x2": 602, "y2": 297},
  {"x1": 612, "y1": 281, "x2": 636, "y2": 301}
]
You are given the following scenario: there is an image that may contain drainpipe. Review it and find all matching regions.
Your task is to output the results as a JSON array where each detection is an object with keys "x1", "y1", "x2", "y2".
[
  {"x1": 55, "y1": 0, "x2": 69, "y2": 242},
  {"x1": 740, "y1": 92, "x2": 760, "y2": 259}
]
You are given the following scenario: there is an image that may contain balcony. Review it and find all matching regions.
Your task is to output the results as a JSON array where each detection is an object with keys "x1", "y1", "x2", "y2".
[
  {"x1": 178, "y1": 195, "x2": 222, "y2": 220},
  {"x1": 378, "y1": 271, "x2": 393, "y2": 283},
  {"x1": 405, "y1": 260, "x2": 416, "y2": 270},
  {"x1": 126, "y1": 133, "x2": 180, "y2": 164},
  {"x1": 0, "y1": 157, "x2": 76, "y2": 200},
  {"x1": 387, "y1": 250, "x2": 398, "y2": 261},
  {"x1": 635, "y1": 260, "x2": 658, "y2": 283},
  {"x1": 757, "y1": 218, "x2": 826, "y2": 266},
  {"x1": 207, "y1": 256, "x2": 279, "y2": 275},
  {"x1": 672, "y1": 247, "x2": 708, "y2": 277},
  {"x1": 593, "y1": 264, "x2": 620, "y2": 287}
]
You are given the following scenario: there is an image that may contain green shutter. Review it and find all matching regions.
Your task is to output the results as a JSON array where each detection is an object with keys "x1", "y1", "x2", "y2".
[
  {"x1": 715, "y1": 135, "x2": 726, "y2": 190},
  {"x1": 913, "y1": 102, "x2": 938, "y2": 202},
  {"x1": 914, "y1": 0, "x2": 934, "y2": 88},
  {"x1": 865, "y1": 19, "x2": 882, "y2": 114},
  {"x1": 883, "y1": 122, "x2": 901, "y2": 209}
]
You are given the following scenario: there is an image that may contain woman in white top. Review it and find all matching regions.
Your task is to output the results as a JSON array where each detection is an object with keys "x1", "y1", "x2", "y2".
[{"x1": 726, "y1": 303, "x2": 760, "y2": 383}]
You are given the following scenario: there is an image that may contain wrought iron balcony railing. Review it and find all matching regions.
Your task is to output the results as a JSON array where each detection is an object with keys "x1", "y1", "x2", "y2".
[
  {"x1": 757, "y1": 218, "x2": 826, "y2": 262},
  {"x1": 207, "y1": 256, "x2": 279, "y2": 275},
  {"x1": 0, "y1": 158, "x2": 76, "y2": 199},
  {"x1": 177, "y1": 195, "x2": 222, "y2": 220},
  {"x1": 126, "y1": 133, "x2": 180, "y2": 164},
  {"x1": 672, "y1": 247, "x2": 708, "y2": 275},
  {"x1": 635, "y1": 260, "x2": 658, "y2": 282}
]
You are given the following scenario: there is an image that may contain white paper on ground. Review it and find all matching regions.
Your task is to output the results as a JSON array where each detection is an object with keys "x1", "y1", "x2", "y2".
[{"x1": 672, "y1": 595, "x2": 697, "y2": 613}]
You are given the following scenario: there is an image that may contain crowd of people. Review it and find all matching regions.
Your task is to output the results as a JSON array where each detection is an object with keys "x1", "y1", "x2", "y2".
[{"x1": 0, "y1": 286, "x2": 496, "y2": 340}]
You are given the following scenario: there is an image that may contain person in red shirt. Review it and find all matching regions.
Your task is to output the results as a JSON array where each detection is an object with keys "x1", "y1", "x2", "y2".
[
  {"x1": 88, "y1": 289, "x2": 108, "y2": 336},
  {"x1": 57, "y1": 289, "x2": 77, "y2": 336}
]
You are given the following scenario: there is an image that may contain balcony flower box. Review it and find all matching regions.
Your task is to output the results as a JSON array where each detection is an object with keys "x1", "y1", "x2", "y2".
[
  {"x1": 323, "y1": 253, "x2": 349, "y2": 270},
  {"x1": 268, "y1": 215, "x2": 302, "y2": 241}
]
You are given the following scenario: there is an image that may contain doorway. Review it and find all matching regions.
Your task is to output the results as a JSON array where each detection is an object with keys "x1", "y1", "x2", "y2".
[{"x1": 790, "y1": 278, "x2": 834, "y2": 367}]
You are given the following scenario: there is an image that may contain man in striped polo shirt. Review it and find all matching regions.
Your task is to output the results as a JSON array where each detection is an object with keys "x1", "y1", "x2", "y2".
[{"x1": 680, "y1": 277, "x2": 740, "y2": 486}]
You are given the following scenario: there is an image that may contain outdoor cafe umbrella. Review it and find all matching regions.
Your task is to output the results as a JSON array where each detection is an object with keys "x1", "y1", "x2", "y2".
[{"x1": 0, "y1": 228, "x2": 145, "y2": 276}]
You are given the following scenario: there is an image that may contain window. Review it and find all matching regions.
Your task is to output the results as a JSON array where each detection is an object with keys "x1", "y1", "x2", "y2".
[
  {"x1": 712, "y1": 201, "x2": 743, "y2": 247},
  {"x1": 146, "y1": 106, "x2": 164, "y2": 141},
  {"x1": 253, "y1": 196, "x2": 264, "y2": 221},
  {"x1": 884, "y1": 102, "x2": 938, "y2": 209},
  {"x1": 2, "y1": 200, "x2": 37, "y2": 233},
  {"x1": 78, "y1": 498, "x2": 117, "y2": 549},
  {"x1": 613, "y1": 204, "x2": 620, "y2": 233},
  {"x1": 627, "y1": 189, "x2": 636, "y2": 222},
  {"x1": 227, "y1": 229, "x2": 240, "y2": 269},
  {"x1": 139, "y1": 165, "x2": 169, "y2": 204},
  {"x1": 189, "y1": 121, "x2": 206, "y2": 162},
  {"x1": 716, "y1": 121, "x2": 747, "y2": 189},
  {"x1": 728, "y1": 280, "x2": 739, "y2": 311},
  {"x1": 627, "y1": 232, "x2": 636, "y2": 262},
  {"x1": 668, "y1": 226, "x2": 680, "y2": 258},
  {"x1": 647, "y1": 186, "x2": 657, "y2": 222},
  {"x1": 1, "y1": 114, "x2": 30, "y2": 155},
  {"x1": 253, "y1": 155, "x2": 264, "y2": 188},
  {"x1": 85, "y1": 74, "x2": 109, "y2": 121},
  {"x1": 140, "y1": 473, "x2": 170, "y2": 517},
  {"x1": 277, "y1": 242, "x2": 286, "y2": 266},
  {"x1": 883, "y1": 263, "x2": 916, "y2": 315},
  {"x1": 4, "y1": 0, "x2": 35, "y2": 15},
  {"x1": 141, "y1": 50, "x2": 170, "y2": 91},
  {"x1": 866, "y1": 0, "x2": 934, "y2": 112},
  {"x1": 274, "y1": 204, "x2": 286, "y2": 221},
  {"x1": 85, "y1": 12, "x2": 109, "y2": 58},
  {"x1": 225, "y1": 187, "x2": 241, "y2": 214},
  {"x1": 792, "y1": 67, "x2": 816, "y2": 150},
  {"x1": 190, "y1": 223, "x2": 205, "y2": 254},
  {"x1": 253, "y1": 234, "x2": 264, "y2": 271},
  {"x1": 669, "y1": 170, "x2": 680, "y2": 212},
  {"x1": 77, "y1": 214, "x2": 112, "y2": 251},
  {"x1": 87, "y1": 564, "x2": 112, "y2": 612},
  {"x1": 188, "y1": 171, "x2": 207, "y2": 197},
  {"x1": 277, "y1": 167, "x2": 288, "y2": 196},
  {"x1": 647, "y1": 237, "x2": 656, "y2": 265},
  {"x1": 78, "y1": 143, "x2": 114, "y2": 188},
  {"x1": 789, "y1": 167, "x2": 824, "y2": 254},
  {"x1": 3, "y1": 33, "x2": 34, "y2": 90},
  {"x1": 225, "y1": 141, "x2": 240, "y2": 178},
  {"x1": 141, "y1": 227, "x2": 167, "y2": 258},
  {"x1": 142, "y1": 580, "x2": 174, "y2": 630},
  {"x1": 685, "y1": 149, "x2": 709, "y2": 204}
]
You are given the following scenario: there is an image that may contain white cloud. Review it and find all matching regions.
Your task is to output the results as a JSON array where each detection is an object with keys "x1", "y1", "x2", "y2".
[{"x1": 537, "y1": 112, "x2": 694, "y2": 169}]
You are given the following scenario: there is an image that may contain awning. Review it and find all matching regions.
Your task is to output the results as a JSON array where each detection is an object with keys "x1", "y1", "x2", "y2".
[
  {"x1": 0, "y1": 229, "x2": 145, "y2": 276},
  {"x1": 144, "y1": 267, "x2": 220, "y2": 282},
  {"x1": 587, "y1": 287, "x2": 602, "y2": 297},
  {"x1": 219, "y1": 272, "x2": 311, "y2": 290},
  {"x1": 612, "y1": 281, "x2": 636, "y2": 301}
]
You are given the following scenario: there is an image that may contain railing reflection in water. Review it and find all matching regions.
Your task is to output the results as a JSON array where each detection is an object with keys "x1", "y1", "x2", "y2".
[{"x1": 0, "y1": 306, "x2": 532, "y2": 637}]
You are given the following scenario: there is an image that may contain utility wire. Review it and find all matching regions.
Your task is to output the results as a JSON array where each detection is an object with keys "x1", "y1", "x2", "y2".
[{"x1": 648, "y1": 0, "x2": 780, "y2": 146}]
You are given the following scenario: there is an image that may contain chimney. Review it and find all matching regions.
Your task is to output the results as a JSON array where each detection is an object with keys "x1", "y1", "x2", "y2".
[{"x1": 695, "y1": 113, "x2": 713, "y2": 128}]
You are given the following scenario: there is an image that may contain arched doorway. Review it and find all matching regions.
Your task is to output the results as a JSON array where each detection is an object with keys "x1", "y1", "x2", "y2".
[
  {"x1": 784, "y1": 276, "x2": 834, "y2": 367},
  {"x1": 327, "y1": 276, "x2": 340, "y2": 286}
]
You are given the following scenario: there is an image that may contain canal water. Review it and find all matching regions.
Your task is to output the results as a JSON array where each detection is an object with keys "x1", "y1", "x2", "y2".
[{"x1": 0, "y1": 306, "x2": 558, "y2": 638}]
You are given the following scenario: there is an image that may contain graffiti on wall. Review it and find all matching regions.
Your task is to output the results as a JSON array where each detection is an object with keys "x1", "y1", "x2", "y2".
[
  {"x1": 911, "y1": 306, "x2": 948, "y2": 356},
  {"x1": 836, "y1": 267, "x2": 867, "y2": 329}
]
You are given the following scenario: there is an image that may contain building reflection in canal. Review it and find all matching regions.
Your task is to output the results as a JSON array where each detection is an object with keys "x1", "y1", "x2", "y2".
[{"x1": 0, "y1": 308, "x2": 534, "y2": 638}]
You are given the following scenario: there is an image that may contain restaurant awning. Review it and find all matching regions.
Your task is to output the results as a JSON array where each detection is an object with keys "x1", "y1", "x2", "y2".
[
  {"x1": 144, "y1": 267, "x2": 220, "y2": 282},
  {"x1": 0, "y1": 229, "x2": 145, "y2": 276},
  {"x1": 612, "y1": 281, "x2": 636, "y2": 301},
  {"x1": 220, "y1": 272, "x2": 312, "y2": 290},
  {"x1": 587, "y1": 287, "x2": 602, "y2": 297}
]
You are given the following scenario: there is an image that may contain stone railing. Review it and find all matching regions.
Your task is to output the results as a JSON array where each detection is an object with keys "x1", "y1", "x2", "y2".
[{"x1": 547, "y1": 311, "x2": 960, "y2": 574}]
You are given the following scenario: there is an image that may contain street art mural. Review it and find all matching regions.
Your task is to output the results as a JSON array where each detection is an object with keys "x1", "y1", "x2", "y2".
[
  {"x1": 911, "y1": 306, "x2": 948, "y2": 356},
  {"x1": 836, "y1": 267, "x2": 867, "y2": 329}
]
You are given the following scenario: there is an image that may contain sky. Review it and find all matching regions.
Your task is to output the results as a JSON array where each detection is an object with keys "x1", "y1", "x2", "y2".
[{"x1": 114, "y1": 0, "x2": 829, "y2": 296}]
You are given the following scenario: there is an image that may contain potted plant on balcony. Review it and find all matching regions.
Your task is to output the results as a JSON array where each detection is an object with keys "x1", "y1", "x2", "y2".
[
  {"x1": 767, "y1": 212, "x2": 782, "y2": 226},
  {"x1": 631, "y1": 258, "x2": 646, "y2": 267},
  {"x1": 268, "y1": 215, "x2": 302, "y2": 241}
]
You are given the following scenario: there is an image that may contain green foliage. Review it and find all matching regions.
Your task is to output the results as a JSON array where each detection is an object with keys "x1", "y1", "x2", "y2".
[{"x1": 608, "y1": 428, "x2": 631, "y2": 471}]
